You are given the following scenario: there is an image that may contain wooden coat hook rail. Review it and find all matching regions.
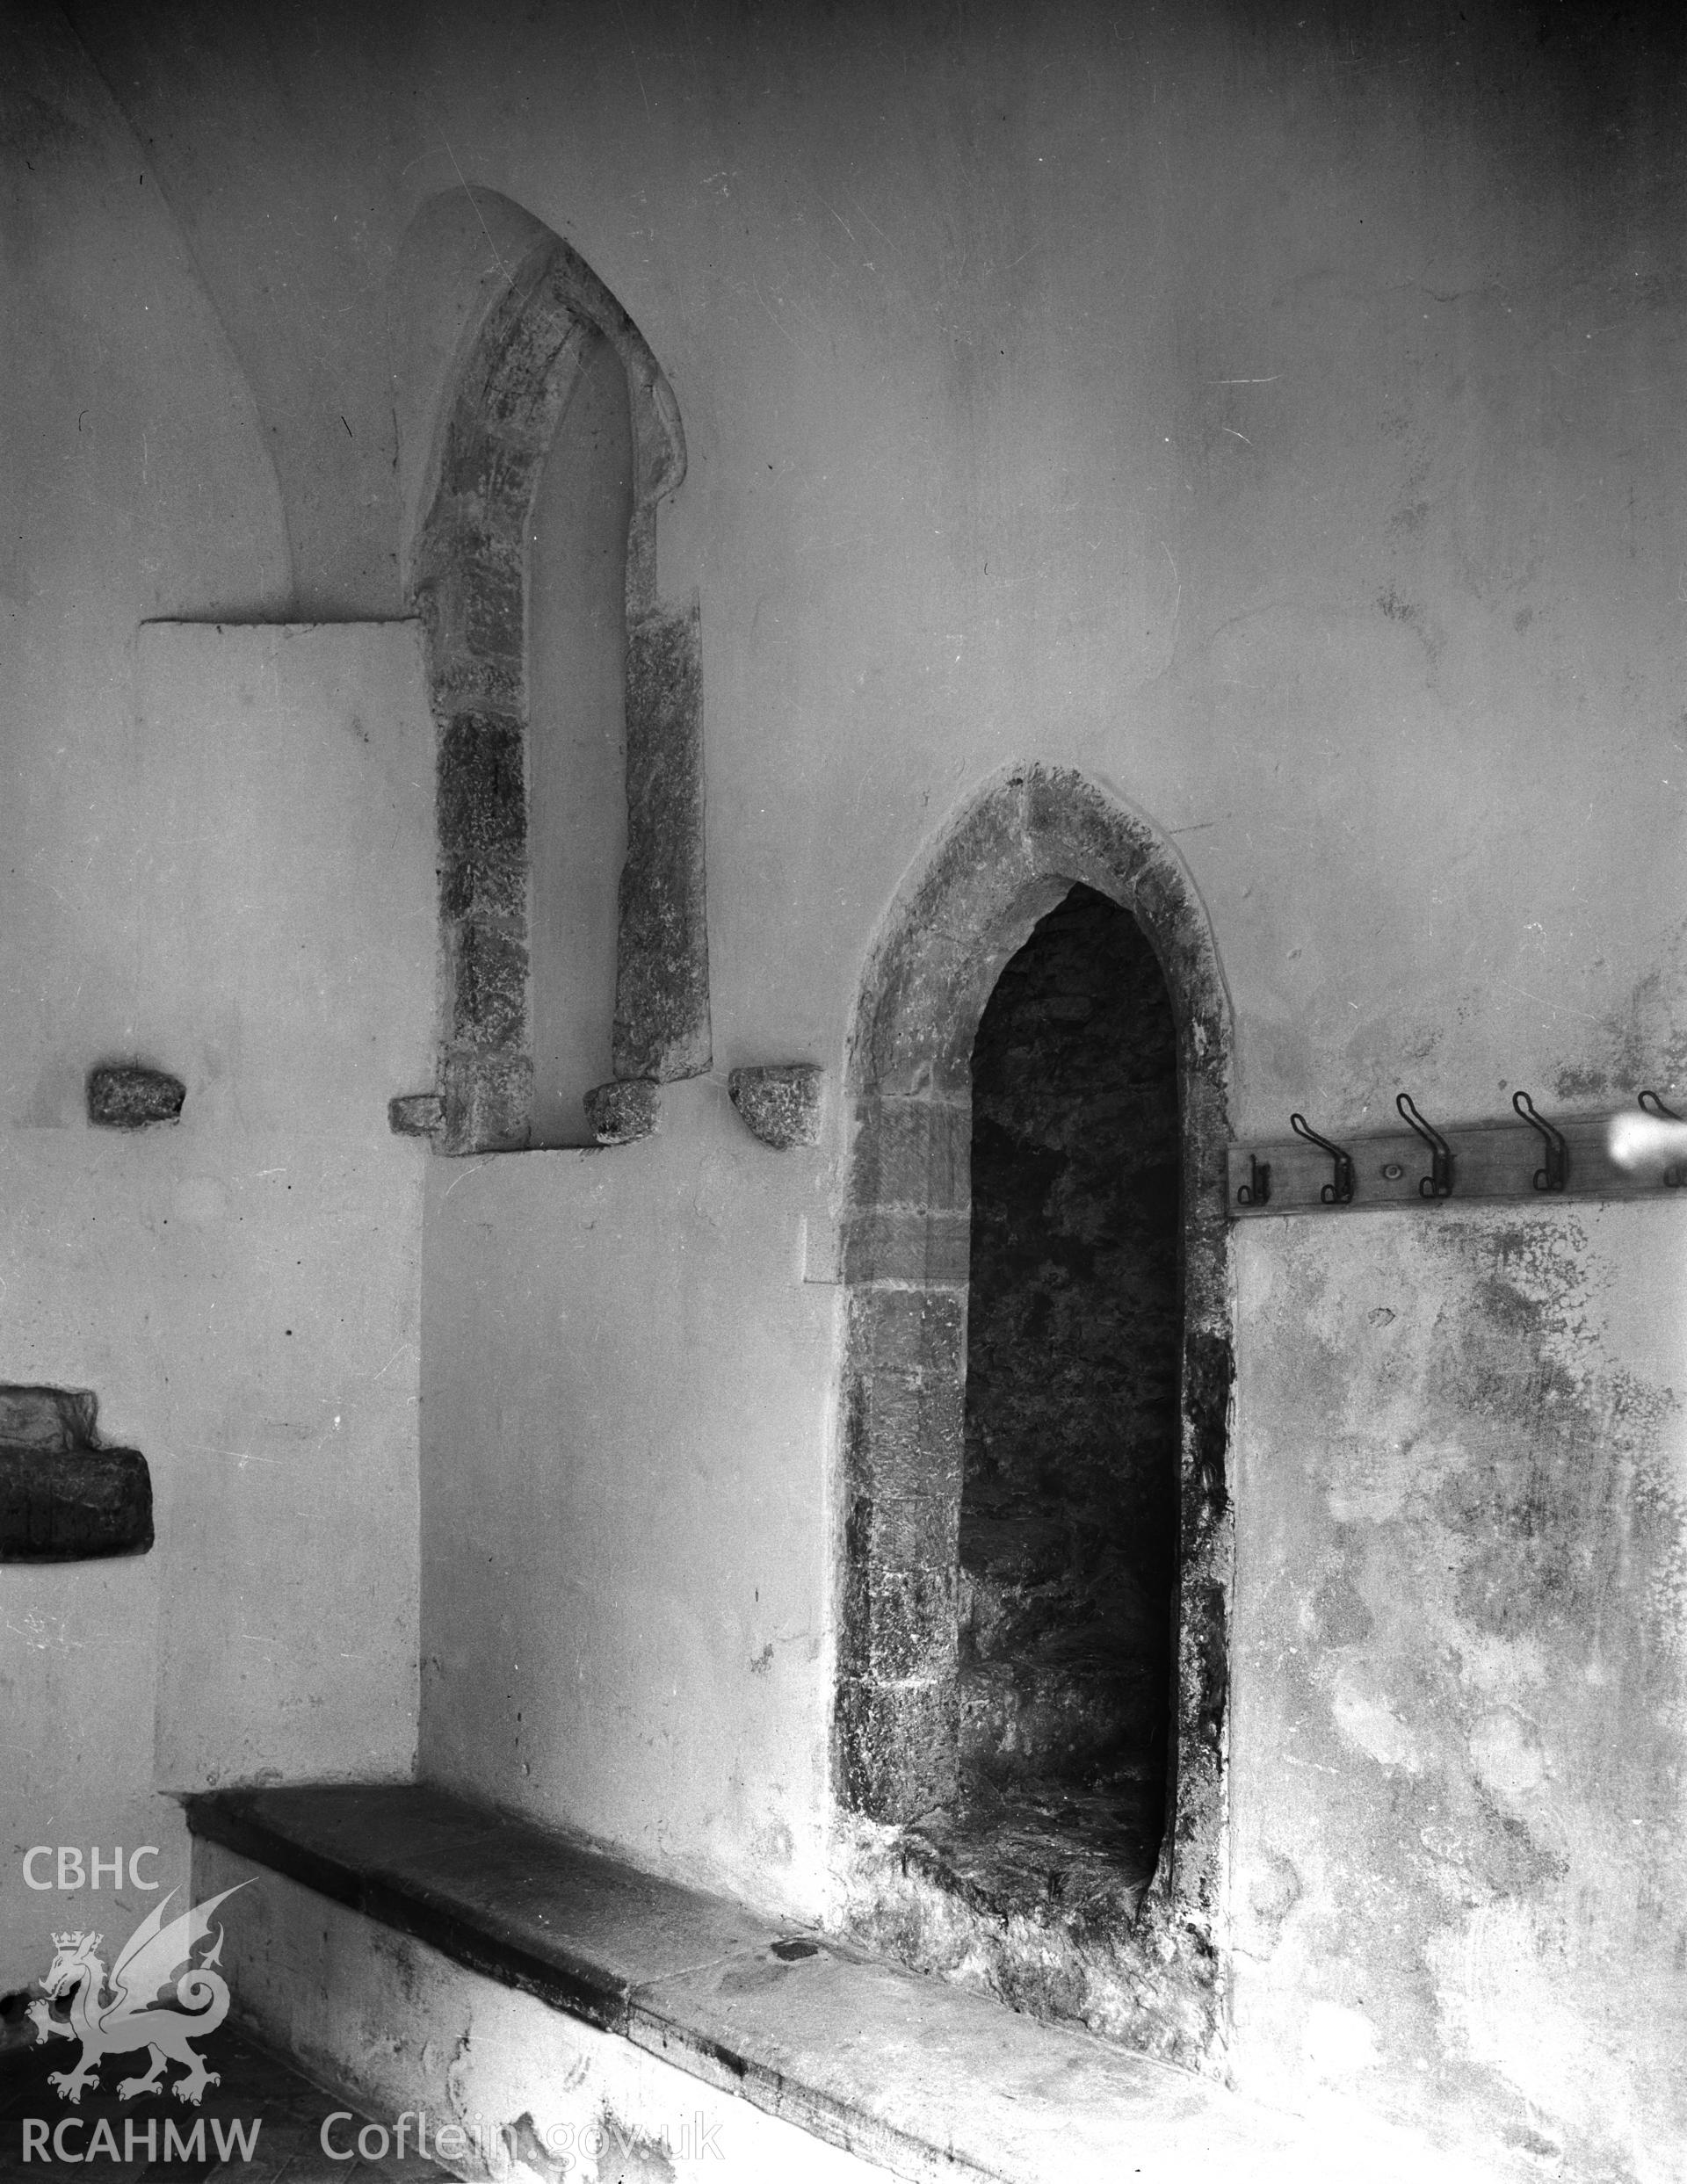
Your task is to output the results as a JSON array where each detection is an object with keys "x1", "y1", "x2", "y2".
[{"x1": 1226, "y1": 1089, "x2": 1686, "y2": 1219}]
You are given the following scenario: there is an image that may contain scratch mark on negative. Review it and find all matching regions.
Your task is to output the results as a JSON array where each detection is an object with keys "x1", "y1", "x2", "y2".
[
  {"x1": 616, "y1": 0, "x2": 653, "y2": 119},
  {"x1": 440, "y1": 137, "x2": 510, "y2": 278},
  {"x1": 442, "y1": 1157, "x2": 495, "y2": 1199}
]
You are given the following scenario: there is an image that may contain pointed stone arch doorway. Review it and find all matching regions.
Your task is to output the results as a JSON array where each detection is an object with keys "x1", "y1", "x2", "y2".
[{"x1": 834, "y1": 763, "x2": 1234, "y2": 2063}]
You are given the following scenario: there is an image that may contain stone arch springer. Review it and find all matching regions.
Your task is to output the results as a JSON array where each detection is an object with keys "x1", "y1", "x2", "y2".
[
  {"x1": 834, "y1": 762, "x2": 1235, "y2": 2039},
  {"x1": 413, "y1": 214, "x2": 707, "y2": 1154}
]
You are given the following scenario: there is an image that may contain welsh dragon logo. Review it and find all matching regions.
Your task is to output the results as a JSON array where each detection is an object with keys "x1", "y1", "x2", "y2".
[{"x1": 27, "y1": 1884, "x2": 249, "y2": 2107}]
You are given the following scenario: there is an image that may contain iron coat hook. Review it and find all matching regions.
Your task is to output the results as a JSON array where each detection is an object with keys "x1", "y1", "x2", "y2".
[
  {"x1": 1396, "y1": 1093, "x2": 1453, "y2": 1197},
  {"x1": 1236, "y1": 1153, "x2": 1271, "y2": 1207},
  {"x1": 1640, "y1": 1089, "x2": 1686, "y2": 1189},
  {"x1": 1290, "y1": 1112, "x2": 1354, "y2": 1204},
  {"x1": 1512, "y1": 1090, "x2": 1568, "y2": 1191}
]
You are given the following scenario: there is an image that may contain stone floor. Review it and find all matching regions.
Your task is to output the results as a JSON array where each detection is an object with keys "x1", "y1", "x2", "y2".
[{"x1": 0, "y1": 2008, "x2": 445, "y2": 2182}]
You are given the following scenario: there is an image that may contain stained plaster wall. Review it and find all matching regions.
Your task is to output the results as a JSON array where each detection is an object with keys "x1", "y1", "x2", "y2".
[
  {"x1": 1, "y1": 16, "x2": 428, "y2": 1989},
  {"x1": 1232, "y1": 1206, "x2": 1687, "y2": 2179},
  {"x1": 9, "y1": 0, "x2": 1686, "y2": 2169}
]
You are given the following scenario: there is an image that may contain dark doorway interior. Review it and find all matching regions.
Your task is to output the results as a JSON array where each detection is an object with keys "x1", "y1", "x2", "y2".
[{"x1": 938, "y1": 883, "x2": 1182, "y2": 1916}]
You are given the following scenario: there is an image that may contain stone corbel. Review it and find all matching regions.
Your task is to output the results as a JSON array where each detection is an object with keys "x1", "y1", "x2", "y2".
[{"x1": 728, "y1": 1065, "x2": 824, "y2": 1150}]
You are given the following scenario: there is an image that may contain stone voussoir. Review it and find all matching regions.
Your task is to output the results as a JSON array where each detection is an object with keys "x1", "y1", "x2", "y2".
[
  {"x1": 439, "y1": 1051, "x2": 533, "y2": 1156},
  {"x1": 847, "y1": 1094, "x2": 972, "y2": 1212},
  {"x1": 844, "y1": 1284, "x2": 967, "y2": 1378},
  {"x1": 448, "y1": 919, "x2": 529, "y2": 1051},
  {"x1": 836, "y1": 1675, "x2": 960, "y2": 1820},
  {"x1": 840, "y1": 1206, "x2": 972, "y2": 1289}
]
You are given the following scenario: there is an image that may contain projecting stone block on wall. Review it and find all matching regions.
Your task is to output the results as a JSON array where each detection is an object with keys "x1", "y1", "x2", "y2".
[
  {"x1": 583, "y1": 1077, "x2": 660, "y2": 1146},
  {"x1": 388, "y1": 1093, "x2": 445, "y2": 1137},
  {"x1": 87, "y1": 1063, "x2": 185, "y2": 1129},
  {"x1": 0, "y1": 1387, "x2": 153, "y2": 1561},
  {"x1": 728, "y1": 1064, "x2": 824, "y2": 1149},
  {"x1": 0, "y1": 1385, "x2": 97, "y2": 1450}
]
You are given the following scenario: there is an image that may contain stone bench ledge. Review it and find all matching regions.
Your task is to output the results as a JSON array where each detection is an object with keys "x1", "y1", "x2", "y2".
[{"x1": 184, "y1": 1783, "x2": 1466, "y2": 2184}]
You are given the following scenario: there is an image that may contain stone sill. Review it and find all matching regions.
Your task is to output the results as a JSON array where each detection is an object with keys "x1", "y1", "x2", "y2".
[{"x1": 185, "y1": 1783, "x2": 1449, "y2": 2184}]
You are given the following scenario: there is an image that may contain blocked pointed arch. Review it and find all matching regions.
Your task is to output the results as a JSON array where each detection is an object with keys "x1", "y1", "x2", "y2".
[
  {"x1": 835, "y1": 763, "x2": 1236, "y2": 1957},
  {"x1": 413, "y1": 215, "x2": 708, "y2": 1153}
]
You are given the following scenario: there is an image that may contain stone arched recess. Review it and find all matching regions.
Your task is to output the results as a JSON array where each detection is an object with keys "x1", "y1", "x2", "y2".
[
  {"x1": 413, "y1": 216, "x2": 707, "y2": 1153},
  {"x1": 836, "y1": 763, "x2": 1234, "y2": 2026}
]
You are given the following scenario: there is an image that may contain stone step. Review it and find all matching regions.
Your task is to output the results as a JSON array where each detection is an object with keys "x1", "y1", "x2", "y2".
[{"x1": 185, "y1": 1783, "x2": 1488, "y2": 2184}]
